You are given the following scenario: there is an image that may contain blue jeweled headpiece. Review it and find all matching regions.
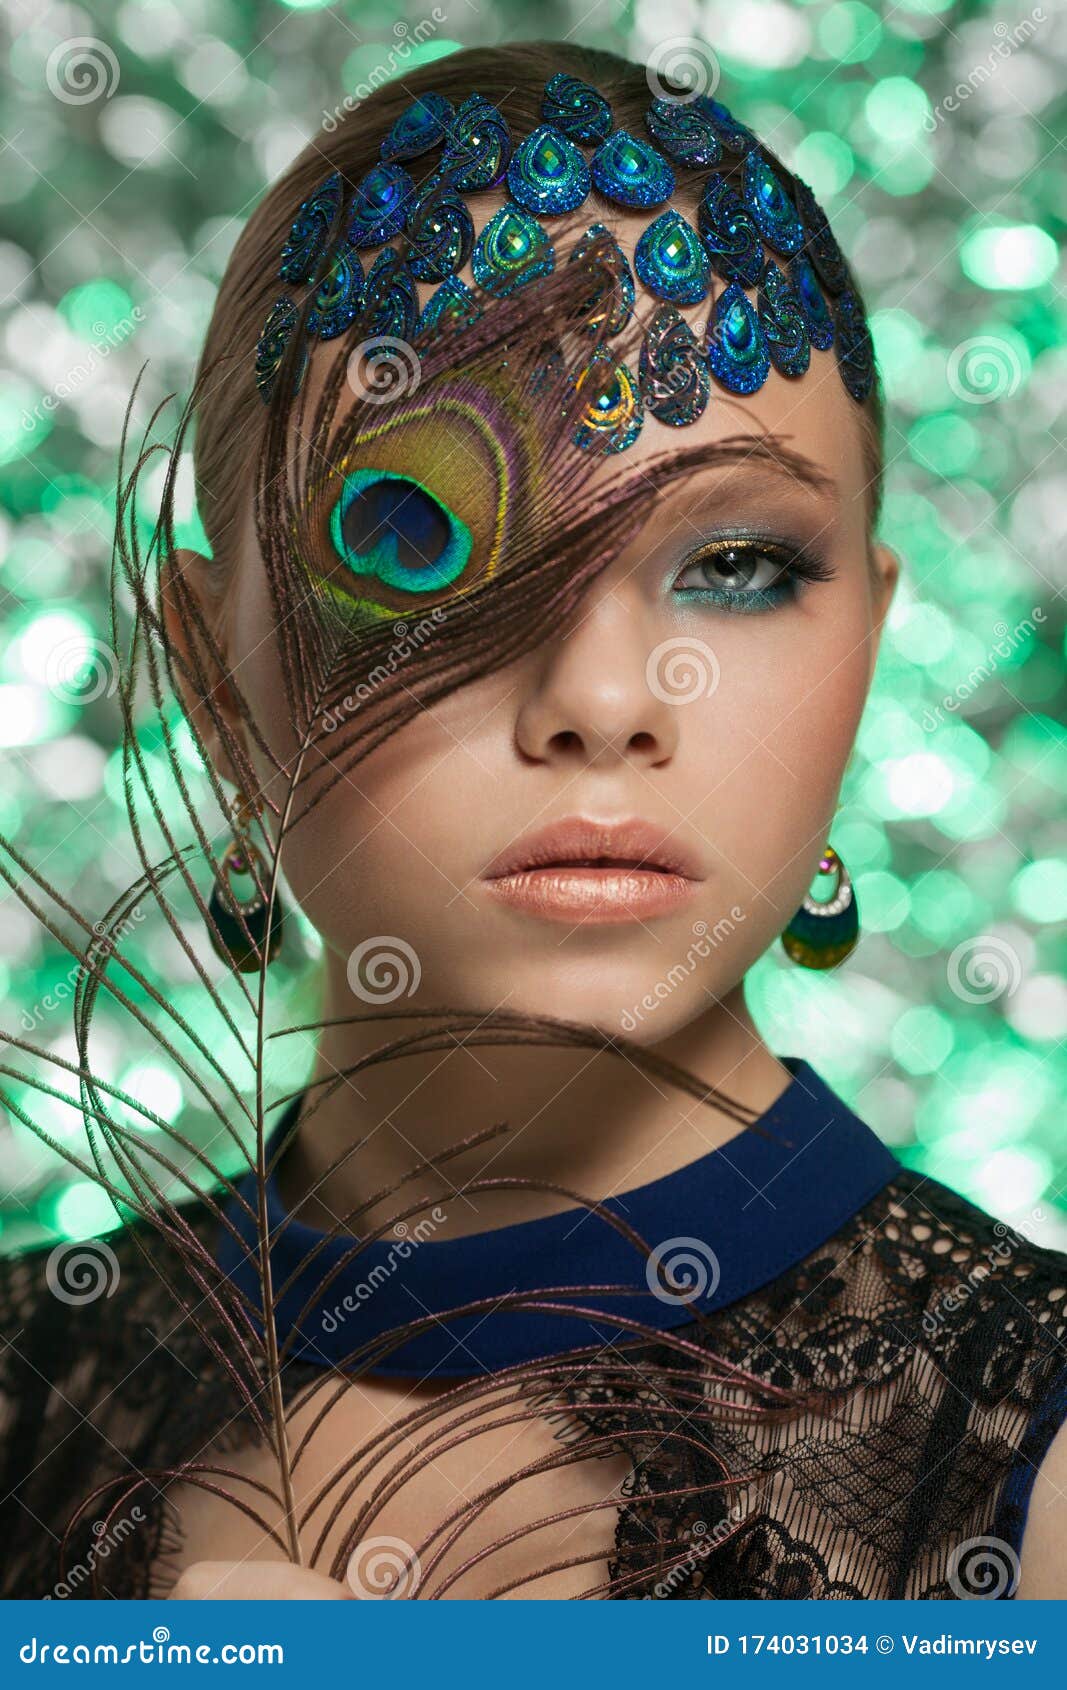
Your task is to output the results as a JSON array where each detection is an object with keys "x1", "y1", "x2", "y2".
[{"x1": 255, "y1": 75, "x2": 875, "y2": 451}]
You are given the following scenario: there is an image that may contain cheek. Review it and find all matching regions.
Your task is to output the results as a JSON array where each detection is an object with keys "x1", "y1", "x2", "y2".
[{"x1": 678, "y1": 593, "x2": 872, "y2": 912}]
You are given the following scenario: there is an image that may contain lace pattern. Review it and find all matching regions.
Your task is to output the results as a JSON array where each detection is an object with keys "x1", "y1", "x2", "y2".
[{"x1": 1, "y1": 1170, "x2": 1064, "y2": 1600}]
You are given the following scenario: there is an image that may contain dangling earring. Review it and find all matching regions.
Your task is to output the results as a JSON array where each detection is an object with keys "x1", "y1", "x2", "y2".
[
  {"x1": 207, "y1": 793, "x2": 285, "y2": 974},
  {"x1": 781, "y1": 845, "x2": 858, "y2": 970}
]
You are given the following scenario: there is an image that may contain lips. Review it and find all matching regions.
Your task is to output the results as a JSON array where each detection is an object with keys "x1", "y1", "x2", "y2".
[{"x1": 481, "y1": 817, "x2": 704, "y2": 925}]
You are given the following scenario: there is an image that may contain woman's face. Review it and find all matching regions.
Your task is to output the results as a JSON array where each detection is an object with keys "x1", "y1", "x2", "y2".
[{"x1": 200, "y1": 196, "x2": 898, "y2": 1043}]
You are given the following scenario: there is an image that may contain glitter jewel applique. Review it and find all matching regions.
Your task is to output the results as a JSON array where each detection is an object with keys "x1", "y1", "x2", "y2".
[
  {"x1": 540, "y1": 72, "x2": 613, "y2": 143},
  {"x1": 471, "y1": 203, "x2": 554, "y2": 297},
  {"x1": 307, "y1": 245, "x2": 365, "y2": 340},
  {"x1": 706, "y1": 281, "x2": 770, "y2": 395},
  {"x1": 439, "y1": 94, "x2": 512, "y2": 191},
  {"x1": 790, "y1": 253, "x2": 835, "y2": 351},
  {"x1": 638, "y1": 304, "x2": 711, "y2": 426},
  {"x1": 699, "y1": 96, "x2": 757, "y2": 156},
  {"x1": 742, "y1": 153, "x2": 804, "y2": 256},
  {"x1": 758, "y1": 259, "x2": 810, "y2": 378},
  {"x1": 417, "y1": 274, "x2": 483, "y2": 338},
  {"x1": 255, "y1": 296, "x2": 308, "y2": 403},
  {"x1": 279, "y1": 172, "x2": 342, "y2": 285},
  {"x1": 567, "y1": 223, "x2": 635, "y2": 337},
  {"x1": 345, "y1": 162, "x2": 415, "y2": 248},
  {"x1": 405, "y1": 176, "x2": 474, "y2": 282},
  {"x1": 643, "y1": 95, "x2": 723, "y2": 167},
  {"x1": 698, "y1": 175, "x2": 763, "y2": 289},
  {"x1": 360, "y1": 248, "x2": 418, "y2": 341},
  {"x1": 572, "y1": 349, "x2": 643, "y2": 453},
  {"x1": 833, "y1": 289, "x2": 875, "y2": 402},
  {"x1": 380, "y1": 92, "x2": 454, "y2": 163},
  {"x1": 590, "y1": 129, "x2": 674, "y2": 208},
  {"x1": 634, "y1": 209, "x2": 710, "y2": 305},
  {"x1": 793, "y1": 178, "x2": 850, "y2": 295},
  {"x1": 506, "y1": 123, "x2": 591, "y2": 215}
]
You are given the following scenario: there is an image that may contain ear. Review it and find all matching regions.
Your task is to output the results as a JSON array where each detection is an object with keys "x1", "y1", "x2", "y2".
[
  {"x1": 161, "y1": 548, "x2": 247, "y2": 789},
  {"x1": 866, "y1": 540, "x2": 900, "y2": 679}
]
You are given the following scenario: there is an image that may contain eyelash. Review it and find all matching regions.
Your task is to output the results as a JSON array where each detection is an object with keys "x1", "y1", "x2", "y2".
[{"x1": 671, "y1": 536, "x2": 836, "y2": 616}]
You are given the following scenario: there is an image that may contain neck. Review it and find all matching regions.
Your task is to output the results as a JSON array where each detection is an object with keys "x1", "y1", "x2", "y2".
[{"x1": 274, "y1": 972, "x2": 792, "y2": 1242}]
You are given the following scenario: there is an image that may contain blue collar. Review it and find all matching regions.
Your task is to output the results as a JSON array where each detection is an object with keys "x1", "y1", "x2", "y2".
[{"x1": 214, "y1": 1057, "x2": 899, "y2": 1380}]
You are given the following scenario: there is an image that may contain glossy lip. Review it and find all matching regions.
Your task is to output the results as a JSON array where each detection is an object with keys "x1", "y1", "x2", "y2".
[{"x1": 481, "y1": 817, "x2": 704, "y2": 925}]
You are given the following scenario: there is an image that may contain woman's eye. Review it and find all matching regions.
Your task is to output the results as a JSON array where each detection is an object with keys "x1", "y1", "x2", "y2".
[
  {"x1": 672, "y1": 540, "x2": 820, "y2": 613},
  {"x1": 329, "y1": 468, "x2": 473, "y2": 597}
]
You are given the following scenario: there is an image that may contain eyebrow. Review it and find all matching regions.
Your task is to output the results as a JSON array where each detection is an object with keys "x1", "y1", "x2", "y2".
[{"x1": 644, "y1": 431, "x2": 839, "y2": 507}]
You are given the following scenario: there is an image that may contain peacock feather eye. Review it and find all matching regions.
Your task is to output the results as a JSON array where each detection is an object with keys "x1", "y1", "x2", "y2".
[{"x1": 329, "y1": 468, "x2": 473, "y2": 597}]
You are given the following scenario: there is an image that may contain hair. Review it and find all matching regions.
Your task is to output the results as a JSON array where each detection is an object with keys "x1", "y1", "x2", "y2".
[{"x1": 191, "y1": 40, "x2": 885, "y2": 588}]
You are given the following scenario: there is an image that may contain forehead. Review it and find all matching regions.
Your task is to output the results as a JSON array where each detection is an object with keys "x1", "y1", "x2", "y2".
[{"x1": 294, "y1": 178, "x2": 864, "y2": 517}]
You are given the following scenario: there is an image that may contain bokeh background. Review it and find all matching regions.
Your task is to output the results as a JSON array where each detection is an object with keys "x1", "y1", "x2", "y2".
[{"x1": 0, "y1": 0, "x2": 1064, "y2": 1253}]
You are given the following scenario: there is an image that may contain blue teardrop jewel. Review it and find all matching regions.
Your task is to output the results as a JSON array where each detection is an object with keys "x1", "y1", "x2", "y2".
[
  {"x1": 757, "y1": 260, "x2": 810, "y2": 378},
  {"x1": 279, "y1": 172, "x2": 341, "y2": 285},
  {"x1": 417, "y1": 275, "x2": 482, "y2": 339},
  {"x1": 255, "y1": 296, "x2": 308, "y2": 403},
  {"x1": 706, "y1": 282, "x2": 770, "y2": 395},
  {"x1": 698, "y1": 96, "x2": 756, "y2": 156},
  {"x1": 439, "y1": 94, "x2": 512, "y2": 191},
  {"x1": 793, "y1": 178, "x2": 850, "y2": 294},
  {"x1": 307, "y1": 245, "x2": 364, "y2": 340},
  {"x1": 590, "y1": 129, "x2": 674, "y2": 209},
  {"x1": 789, "y1": 253, "x2": 834, "y2": 351},
  {"x1": 567, "y1": 223, "x2": 634, "y2": 337},
  {"x1": 380, "y1": 92, "x2": 454, "y2": 163},
  {"x1": 541, "y1": 72, "x2": 612, "y2": 143},
  {"x1": 471, "y1": 203, "x2": 554, "y2": 297},
  {"x1": 346, "y1": 163, "x2": 415, "y2": 248},
  {"x1": 698, "y1": 175, "x2": 763, "y2": 289},
  {"x1": 833, "y1": 289, "x2": 875, "y2": 402},
  {"x1": 743, "y1": 153, "x2": 803, "y2": 256},
  {"x1": 360, "y1": 249, "x2": 418, "y2": 342},
  {"x1": 644, "y1": 96, "x2": 722, "y2": 167},
  {"x1": 634, "y1": 209, "x2": 710, "y2": 305},
  {"x1": 405, "y1": 176, "x2": 473, "y2": 281},
  {"x1": 572, "y1": 350, "x2": 643, "y2": 453},
  {"x1": 506, "y1": 124, "x2": 591, "y2": 216},
  {"x1": 638, "y1": 305, "x2": 711, "y2": 427}
]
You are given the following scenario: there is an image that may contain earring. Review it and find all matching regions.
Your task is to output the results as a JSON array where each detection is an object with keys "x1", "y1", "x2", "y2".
[
  {"x1": 781, "y1": 845, "x2": 858, "y2": 970},
  {"x1": 207, "y1": 794, "x2": 285, "y2": 974}
]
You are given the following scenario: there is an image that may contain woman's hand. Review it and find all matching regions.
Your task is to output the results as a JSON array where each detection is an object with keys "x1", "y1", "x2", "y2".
[{"x1": 169, "y1": 1560, "x2": 352, "y2": 1600}]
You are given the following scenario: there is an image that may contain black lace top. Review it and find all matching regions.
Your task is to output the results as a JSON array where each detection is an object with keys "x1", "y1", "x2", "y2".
[{"x1": 2, "y1": 1060, "x2": 1065, "y2": 1601}]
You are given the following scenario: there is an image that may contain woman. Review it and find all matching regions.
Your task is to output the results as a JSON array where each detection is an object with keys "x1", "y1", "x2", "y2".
[{"x1": 1, "y1": 41, "x2": 1064, "y2": 1603}]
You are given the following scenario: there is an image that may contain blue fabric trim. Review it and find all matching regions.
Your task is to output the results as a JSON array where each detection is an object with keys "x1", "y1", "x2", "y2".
[
  {"x1": 992, "y1": 1355, "x2": 1067, "y2": 1597},
  {"x1": 215, "y1": 1055, "x2": 901, "y2": 1379}
]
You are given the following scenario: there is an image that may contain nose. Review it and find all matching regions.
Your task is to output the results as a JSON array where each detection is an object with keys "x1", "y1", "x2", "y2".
[{"x1": 513, "y1": 581, "x2": 681, "y2": 771}]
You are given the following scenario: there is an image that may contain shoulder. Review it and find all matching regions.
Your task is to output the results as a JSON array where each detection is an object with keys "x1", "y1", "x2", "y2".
[{"x1": 869, "y1": 1166, "x2": 1067, "y2": 1373}]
